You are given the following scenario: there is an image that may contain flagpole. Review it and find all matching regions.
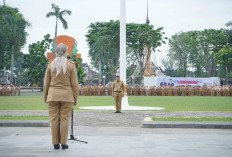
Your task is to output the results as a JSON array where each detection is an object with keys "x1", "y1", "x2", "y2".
[
  {"x1": 120, "y1": 0, "x2": 126, "y2": 83},
  {"x1": 120, "y1": 0, "x2": 129, "y2": 108}
]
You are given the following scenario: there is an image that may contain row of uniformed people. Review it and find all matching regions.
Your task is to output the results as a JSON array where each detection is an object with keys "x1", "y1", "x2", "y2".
[
  {"x1": 128, "y1": 85, "x2": 232, "y2": 96},
  {"x1": 79, "y1": 85, "x2": 112, "y2": 96},
  {"x1": 78, "y1": 85, "x2": 232, "y2": 96},
  {"x1": 0, "y1": 85, "x2": 21, "y2": 96}
]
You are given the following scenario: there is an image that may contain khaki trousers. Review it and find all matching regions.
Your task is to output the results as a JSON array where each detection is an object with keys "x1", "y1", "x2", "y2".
[
  {"x1": 47, "y1": 101, "x2": 73, "y2": 145},
  {"x1": 114, "y1": 92, "x2": 122, "y2": 111}
]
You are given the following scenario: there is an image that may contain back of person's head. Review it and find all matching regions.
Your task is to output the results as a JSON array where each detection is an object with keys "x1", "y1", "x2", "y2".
[
  {"x1": 55, "y1": 43, "x2": 68, "y2": 57},
  {"x1": 51, "y1": 43, "x2": 68, "y2": 77}
]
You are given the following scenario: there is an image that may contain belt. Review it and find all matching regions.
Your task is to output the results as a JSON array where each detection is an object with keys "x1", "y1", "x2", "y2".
[
  {"x1": 50, "y1": 85, "x2": 71, "y2": 87},
  {"x1": 114, "y1": 91, "x2": 122, "y2": 93}
]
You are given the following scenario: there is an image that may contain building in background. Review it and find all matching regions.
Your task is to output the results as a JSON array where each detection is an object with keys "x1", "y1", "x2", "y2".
[
  {"x1": 82, "y1": 63, "x2": 99, "y2": 85},
  {"x1": 0, "y1": 70, "x2": 16, "y2": 85}
]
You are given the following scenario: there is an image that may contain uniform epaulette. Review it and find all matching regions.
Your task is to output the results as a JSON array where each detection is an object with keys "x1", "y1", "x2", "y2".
[{"x1": 68, "y1": 60, "x2": 75, "y2": 64}]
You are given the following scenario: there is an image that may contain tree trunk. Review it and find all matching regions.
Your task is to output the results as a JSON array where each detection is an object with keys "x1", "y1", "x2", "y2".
[
  {"x1": 99, "y1": 55, "x2": 101, "y2": 84},
  {"x1": 54, "y1": 17, "x2": 58, "y2": 58},
  {"x1": 211, "y1": 61, "x2": 217, "y2": 77},
  {"x1": 10, "y1": 45, "x2": 14, "y2": 84},
  {"x1": 225, "y1": 66, "x2": 228, "y2": 85},
  {"x1": 3, "y1": 51, "x2": 7, "y2": 83},
  {"x1": 139, "y1": 61, "x2": 144, "y2": 85},
  {"x1": 32, "y1": 80, "x2": 34, "y2": 92}
]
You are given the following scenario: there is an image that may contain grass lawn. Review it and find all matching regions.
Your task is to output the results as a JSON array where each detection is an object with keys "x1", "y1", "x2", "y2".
[
  {"x1": 152, "y1": 117, "x2": 232, "y2": 122},
  {"x1": 0, "y1": 115, "x2": 49, "y2": 120},
  {"x1": 0, "y1": 95, "x2": 231, "y2": 111}
]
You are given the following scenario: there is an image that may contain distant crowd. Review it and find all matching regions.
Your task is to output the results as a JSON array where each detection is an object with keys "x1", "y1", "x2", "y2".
[
  {"x1": 0, "y1": 85, "x2": 21, "y2": 96},
  {"x1": 1, "y1": 84, "x2": 231, "y2": 97},
  {"x1": 79, "y1": 85, "x2": 232, "y2": 96}
]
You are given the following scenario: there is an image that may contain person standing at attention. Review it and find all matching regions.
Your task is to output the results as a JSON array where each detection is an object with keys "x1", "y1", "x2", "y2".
[
  {"x1": 112, "y1": 73, "x2": 124, "y2": 113},
  {"x1": 43, "y1": 43, "x2": 79, "y2": 150}
]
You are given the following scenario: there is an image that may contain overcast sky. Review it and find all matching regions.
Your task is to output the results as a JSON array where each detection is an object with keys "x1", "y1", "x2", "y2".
[{"x1": 7, "y1": 0, "x2": 232, "y2": 66}]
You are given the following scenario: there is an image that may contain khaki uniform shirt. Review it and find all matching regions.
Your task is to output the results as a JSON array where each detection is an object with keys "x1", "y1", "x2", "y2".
[
  {"x1": 43, "y1": 60, "x2": 79, "y2": 103},
  {"x1": 113, "y1": 81, "x2": 124, "y2": 92}
]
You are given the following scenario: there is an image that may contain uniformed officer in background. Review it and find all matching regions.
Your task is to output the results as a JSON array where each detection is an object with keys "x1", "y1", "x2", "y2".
[
  {"x1": 112, "y1": 73, "x2": 124, "y2": 113},
  {"x1": 17, "y1": 85, "x2": 21, "y2": 96}
]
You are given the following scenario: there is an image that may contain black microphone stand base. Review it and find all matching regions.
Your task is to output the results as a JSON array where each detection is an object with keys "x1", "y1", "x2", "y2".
[{"x1": 68, "y1": 135, "x2": 88, "y2": 144}]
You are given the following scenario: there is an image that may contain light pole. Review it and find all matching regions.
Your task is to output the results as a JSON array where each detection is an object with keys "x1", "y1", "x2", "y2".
[
  {"x1": 103, "y1": 76, "x2": 105, "y2": 85},
  {"x1": 99, "y1": 53, "x2": 101, "y2": 85}
]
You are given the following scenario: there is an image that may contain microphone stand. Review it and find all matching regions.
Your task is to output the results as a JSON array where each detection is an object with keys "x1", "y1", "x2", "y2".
[{"x1": 68, "y1": 109, "x2": 88, "y2": 144}]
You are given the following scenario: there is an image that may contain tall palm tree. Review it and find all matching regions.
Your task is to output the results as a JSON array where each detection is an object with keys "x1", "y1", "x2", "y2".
[
  {"x1": 46, "y1": 3, "x2": 72, "y2": 55},
  {"x1": 5, "y1": 13, "x2": 30, "y2": 83}
]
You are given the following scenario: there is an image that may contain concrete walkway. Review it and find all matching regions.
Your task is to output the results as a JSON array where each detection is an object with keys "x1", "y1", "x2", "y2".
[
  {"x1": 0, "y1": 126, "x2": 232, "y2": 157},
  {"x1": 1, "y1": 111, "x2": 232, "y2": 127}
]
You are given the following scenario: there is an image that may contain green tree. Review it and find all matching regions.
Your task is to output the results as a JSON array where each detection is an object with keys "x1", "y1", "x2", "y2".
[
  {"x1": 5, "y1": 12, "x2": 30, "y2": 83},
  {"x1": 17, "y1": 69, "x2": 31, "y2": 86},
  {"x1": 23, "y1": 34, "x2": 52, "y2": 90},
  {"x1": 215, "y1": 44, "x2": 232, "y2": 84},
  {"x1": 86, "y1": 20, "x2": 120, "y2": 82},
  {"x1": 196, "y1": 29, "x2": 229, "y2": 77},
  {"x1": 168, "y1": 32, "x2": 190, "y2": 77},
  {"x1": 167, "y1": 29, "x2": 229, "y2": 77},
  {"x1": 69, "y1": 54, "x2": 86, "y2": 84},
  {"x1": 0, "y1": 5, "x2": 18, "y2": 71},
  {"x1": 127, "y1": 23, "x2": 166, "y2": 84},
  {"x1": 86, "y1": 20, "x2": 165, "y2": 84},
  {"x1": 46, "y1": 3, "x2": 72, "y2": 52},
  {"x1": 0, "y1": 5, "x2": 29, "y2": 85}
]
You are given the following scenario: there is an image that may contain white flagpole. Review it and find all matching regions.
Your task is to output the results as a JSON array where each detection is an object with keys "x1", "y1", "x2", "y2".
[
  {"x1": 120, "y1": 0, "x2": 129, "y2": 108},
  {"x1": 120, "y1": 0, "x2": 126, "y2": 83}
]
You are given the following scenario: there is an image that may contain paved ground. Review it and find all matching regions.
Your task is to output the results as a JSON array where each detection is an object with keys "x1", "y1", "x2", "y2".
[
  {"x1": 1, "y1": 111, "x2": 232, "y2": 127},
  {"x1": 0, "y1": 126, "x2": 232, "y2": 157}
]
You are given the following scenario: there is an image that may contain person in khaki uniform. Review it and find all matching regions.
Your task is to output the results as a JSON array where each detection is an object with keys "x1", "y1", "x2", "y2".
[
  {"x1": 2, "y1": 85, "x2": 6, "y2": 96},
  {"x1": 168, "y1": 86, "x2": 172, "y2": 96},
  {"x1": 13, "y1": 86, "x2": 16, "y2": 96},
  {"x1": 107, "y1": 85, "x2": 112, "y2": 96},
  {"x1": 229, "y1": 85, "x2": 232, "y2": 96},
  {"x1": 127, "y1": 85, "x2": 131, "y2": 96},
  {"x1": 133, "y1": 86, "x2": 138, "y2": 96},
  {"x1": 7, "y1": 86, "x2": 11, "y2": 96},
  {"x1": 112, "y1": 73, "x2": 124, "y2": 113},
  {"x1": 101, "y1": 85, "x2": 106, "y2": 96},
  {"x1": 93, "y1": 85, "x2": 98, "y2": 96},
  {"x1": 43, "y1": 43, "x2": 78, "y2": 150}
]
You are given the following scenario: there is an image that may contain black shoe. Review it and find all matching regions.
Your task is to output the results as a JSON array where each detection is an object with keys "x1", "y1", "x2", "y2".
[
  {"x1": 54, "y1": 144, "x2": 60, "y2": 150},
  {"x1": 61, "y1": 144, "x2": 69, "y2": 150},
  {"x1": 114, "y1": 111, "x2": 121, "y2": 113}
]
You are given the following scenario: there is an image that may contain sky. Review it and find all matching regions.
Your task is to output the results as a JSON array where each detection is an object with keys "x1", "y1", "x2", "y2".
[{"x1": 6, "y1": 0, "x2": 232, "y2": 67}]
